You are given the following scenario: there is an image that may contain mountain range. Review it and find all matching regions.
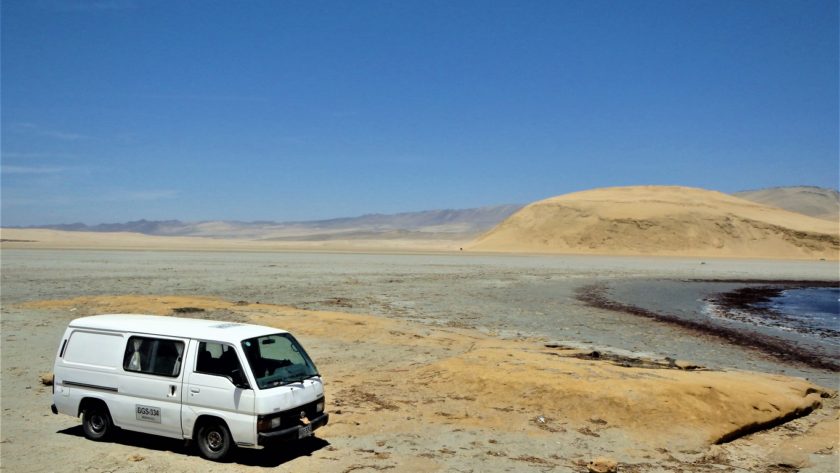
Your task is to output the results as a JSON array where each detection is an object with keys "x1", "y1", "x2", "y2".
[
  {"x1": 13, "y1": 186, "x2": 837, "y2": 241},
  {"x1": 19, "y1": 205, "x2": 524, "y2": 241},
  {"x1": 733, "y1": 186, "x2": 839, "y2": 221}
]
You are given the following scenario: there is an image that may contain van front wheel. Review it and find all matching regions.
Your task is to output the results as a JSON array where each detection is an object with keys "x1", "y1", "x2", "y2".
[
  {"x1": 196, "y1": 420, "x2": 233, "y2": 461},
  {"x1": 82, "y1": 404, "x2": 113, "y2": 441}
]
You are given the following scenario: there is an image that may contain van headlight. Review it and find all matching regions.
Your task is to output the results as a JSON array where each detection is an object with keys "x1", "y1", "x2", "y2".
[
  {"x1": 316, "y1": 400, "x2": 325, "y2": 413},
  {"x1": 257, "y1": 414, "x2": 281, "y2": 432}
]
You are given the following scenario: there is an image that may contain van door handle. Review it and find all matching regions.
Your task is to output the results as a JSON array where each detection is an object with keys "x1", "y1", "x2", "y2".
[
  {"x1": 190, "y1": 387, "x2": 200, "y2": 393},
  {"x1": 169, "y1": 385, "x2": 177, "y2": 397}
]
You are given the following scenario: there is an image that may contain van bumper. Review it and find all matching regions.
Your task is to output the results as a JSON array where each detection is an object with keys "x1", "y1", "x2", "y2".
[
  {"x1": 257, "y1": 413, "x2": 329, "y2": 446},
  {"x1": 50, "y1": 404, "x2": 58, "y2": 415}
]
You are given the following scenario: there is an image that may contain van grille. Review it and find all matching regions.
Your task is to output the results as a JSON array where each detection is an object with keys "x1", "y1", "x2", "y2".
[{"x1": 278, "y1": 397, "x2": 323, "y2": 426}]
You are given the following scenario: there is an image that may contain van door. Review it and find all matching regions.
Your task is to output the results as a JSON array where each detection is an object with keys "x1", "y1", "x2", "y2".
[
  {"x1": 183, "y1": 340, "x2": 256, "y2": 446},
  {"x1": 116, "y1": 335, "x2": 186, "y2": 439}
]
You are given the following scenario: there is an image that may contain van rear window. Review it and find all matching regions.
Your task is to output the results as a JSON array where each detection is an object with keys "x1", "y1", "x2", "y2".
[
  {"x1": 64, "y1": 331, "x2": 123, "y2": 368},
  {"x1": 123, "y1": 336, "x2": 185, "y2": 377}
]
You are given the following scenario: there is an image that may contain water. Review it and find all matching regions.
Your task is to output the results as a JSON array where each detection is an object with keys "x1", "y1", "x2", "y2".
[
  {"x1": 702, "y1": 285, "x2": 840, "y2": 348},
  {"x1": 765, "y1": 287, "x2": 839, "y2": 334}
]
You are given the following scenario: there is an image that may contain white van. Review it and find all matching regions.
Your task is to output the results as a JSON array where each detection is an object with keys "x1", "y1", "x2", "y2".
[{"x1": 50, "y1": 314, "x2": 328, "y2": 460}]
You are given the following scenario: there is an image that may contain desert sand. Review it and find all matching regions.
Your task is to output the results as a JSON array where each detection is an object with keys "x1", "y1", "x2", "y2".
[
  {"x1": 468, "y1": 186, "x2": 840, "y2": 259},
  {"x1": 1, "y1": 249, "x2": 838, "y2": 472},
  {"x1": 0, "y1": 228, "x2": 466, "y2": 252},
  {"x1": 3, "y1": 293, "x2": 837, "y2": 472}
]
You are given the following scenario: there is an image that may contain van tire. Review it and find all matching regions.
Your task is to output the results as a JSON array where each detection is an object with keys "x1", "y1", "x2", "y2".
[
  {"x1": 81, "y1": 403, "x2": 114, "y2": 441},
  {"x1": 196, "y1": 420, "x2": 233, "y2": 461}
]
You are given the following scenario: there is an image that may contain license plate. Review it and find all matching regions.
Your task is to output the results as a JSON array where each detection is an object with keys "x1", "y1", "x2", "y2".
[
  {"x1": 135, "y1": 404, "x2": 161, "y2": 423},
  {"x1": 298, "y1": 423, "x2": 313, "y2": 439}
]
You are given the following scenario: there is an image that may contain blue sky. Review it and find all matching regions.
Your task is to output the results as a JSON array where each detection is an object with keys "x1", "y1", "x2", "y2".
[{"x1": 2, "y1": 0, "x2": 838, "y2": 225}]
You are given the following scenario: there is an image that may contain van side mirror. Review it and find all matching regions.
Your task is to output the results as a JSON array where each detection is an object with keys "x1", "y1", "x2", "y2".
[{"x1": 228, "y1": 368, "x2": 251, "y2": 389}]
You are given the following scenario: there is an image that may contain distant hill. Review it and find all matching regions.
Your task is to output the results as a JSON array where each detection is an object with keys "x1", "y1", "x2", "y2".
[
  {"x1": 733, "y1": 186, "x2": 839, "y2": 222},
  {"x1": 39, "y1": 220, "x2": 190, "y2": 235},
  {"x1": 20, "y1": 205, "x2": 524, "y2": 241},
  {"x1": 468, "y1": 186, "x2": 839, "y2": 259}
]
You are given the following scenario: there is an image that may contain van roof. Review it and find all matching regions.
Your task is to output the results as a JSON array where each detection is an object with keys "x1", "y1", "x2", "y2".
[{"x1": 68, "y1": 314, "x2": 288, "y2": 342}]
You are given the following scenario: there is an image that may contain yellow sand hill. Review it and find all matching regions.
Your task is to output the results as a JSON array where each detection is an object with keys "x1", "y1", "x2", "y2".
[{"x1": 468, "y1": 186, "x2": 840, "y2": 259}]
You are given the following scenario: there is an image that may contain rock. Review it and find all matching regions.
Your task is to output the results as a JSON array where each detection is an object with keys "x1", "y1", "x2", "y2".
[
  {"x1": 768, "y1": 448, "x2": 811, "y2": 469},
  {"x1": 38, "y1": 372, "x2": 53, "y2": 386},
  {"x1": 674, "y1": 360, "x2": 702, "y2": 370},
  {"x1": 700, "y1": 445, "x2": 729, "y2": 464},
  {"x1": 172, "y1": 307, "x2": 205, "y2": 314},
  {"x1": 587, "y1": 457, "x2": 617, "y2": 473}
]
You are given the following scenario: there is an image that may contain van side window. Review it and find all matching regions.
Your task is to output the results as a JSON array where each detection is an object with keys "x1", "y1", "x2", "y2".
[
  {"x1": 64, "y1": 331, "x2": 123, "y2": 368},
  {"x1": 195, "y1": 341, "x2": 243, "y2": 377},
  {"x1": 123, "y1": 336, "x2": 185, "y2": 377}
]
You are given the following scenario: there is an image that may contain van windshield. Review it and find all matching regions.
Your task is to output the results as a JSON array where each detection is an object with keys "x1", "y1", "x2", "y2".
[{"x1": 240, "y1": 333, "x2": 319, "y2": 389}]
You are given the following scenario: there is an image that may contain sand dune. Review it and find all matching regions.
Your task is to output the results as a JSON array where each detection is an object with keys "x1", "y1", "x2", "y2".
[
  {"x1": 734, "y1": 186, "x2": 839, "y2": 222},
  {"x1": 468, "y1": 186, "x2": 840, "y2": 259}
]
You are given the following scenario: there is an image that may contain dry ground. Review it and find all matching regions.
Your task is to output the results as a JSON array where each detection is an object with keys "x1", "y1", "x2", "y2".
[{"x1": 2, "y1": 294, "x2": 837, "y2": 472}]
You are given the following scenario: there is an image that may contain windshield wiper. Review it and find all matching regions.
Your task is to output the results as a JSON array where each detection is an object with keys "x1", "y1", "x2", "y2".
[{"x1": 285, "y1": 373, "x2": 320, "y2": 384}]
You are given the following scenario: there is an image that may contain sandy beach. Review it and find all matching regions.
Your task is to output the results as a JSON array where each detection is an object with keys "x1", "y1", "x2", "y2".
[{"x1": 1, "y1": 248, "x2": 838, "y2": 472}]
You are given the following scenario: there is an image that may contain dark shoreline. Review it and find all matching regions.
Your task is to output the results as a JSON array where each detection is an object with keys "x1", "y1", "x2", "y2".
[
  {"x1": 683, "y1": 279, "x2": 839, "y2": 286},
  {"x1": 575, "y1": 280, "x2": 840, "y2": 372}
]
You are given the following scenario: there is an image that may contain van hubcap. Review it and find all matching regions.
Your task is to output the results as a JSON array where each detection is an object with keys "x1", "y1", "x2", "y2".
[
  {"x1": 90, "y1": 414, "x2": 105, "y2": 432},
  {"x1": 207, "y1": 431, "x2": 223, "y2": 450}
]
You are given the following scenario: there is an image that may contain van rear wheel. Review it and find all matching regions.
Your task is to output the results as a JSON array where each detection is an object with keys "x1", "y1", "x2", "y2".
[
  {"x1": 196, "y1": 420, "x2": 233, "y2": 461},
  {"x1": 82, "y1": 404, "x2": 113, "y2": 441}
]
